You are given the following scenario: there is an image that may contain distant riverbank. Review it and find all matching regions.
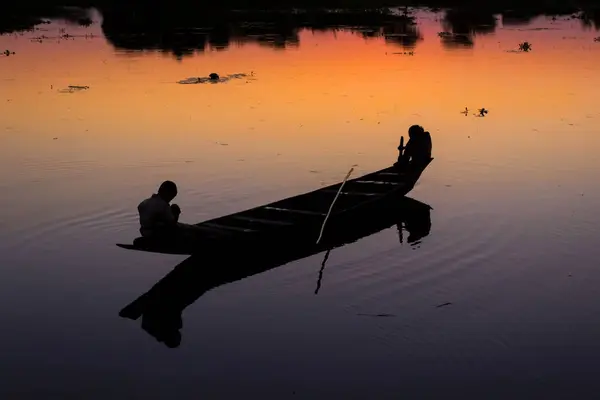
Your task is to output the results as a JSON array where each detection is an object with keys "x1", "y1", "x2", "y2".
[{"x1": 2, "y1": 0, "x2": 599, "y2": 36}]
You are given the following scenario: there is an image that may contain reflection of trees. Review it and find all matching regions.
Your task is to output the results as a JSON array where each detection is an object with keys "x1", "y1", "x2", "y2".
[
  {"x1": 99, "y1": 7, "x2": 421, "y2": 57},
  {"x1": 439, "y1": 32, "x2": 473, "y2": 48},
  {"x1": 235, "y1": 20, "x2": 300, "y2": 49},
  {"x1": 442, "y1": 8, "x2": 497, "y2": 35},
  {"x1": 1, "y1": 5, "x2": 93, "y2": 34},
  {"x1": 440, "y1": 8, "x2": 496, "y2": 49},
  {"x1": 501, "y1": 9, "x2": 538, "y2": 26},
  {"x1": 580, "y1": 7, "x2": 600, "y2": 30},
  {"x1": 345, "y1": 11, "x2": 421, "y2": 49},
  {"x1": 383, "y1": 18, "x2": 422, "y2": 49},
  {"x1": 501, "y1": 4, "x2": 580, "y2": 27},
  {"x1": 4, "y1": 1, "x2": 600, "y2": 57}
]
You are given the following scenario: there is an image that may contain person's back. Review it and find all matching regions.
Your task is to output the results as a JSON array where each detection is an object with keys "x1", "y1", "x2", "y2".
[
  {"x1": 138, "y1": 195, "x2": 175, "y2": 237},
  {"x1": 401, "y1": 125, "x2": 431, "y2": 165},
  {"x1": 138, "y1": 181, "x2": 180, "y2": 238},
  {"x1": 414, "y1": 130, "x2": 432, "y2": 163}
]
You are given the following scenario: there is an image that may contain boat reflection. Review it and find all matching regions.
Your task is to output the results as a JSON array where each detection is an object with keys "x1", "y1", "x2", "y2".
[{"x1": 119, "y1": 196, "x2": 433, "y2": 348}]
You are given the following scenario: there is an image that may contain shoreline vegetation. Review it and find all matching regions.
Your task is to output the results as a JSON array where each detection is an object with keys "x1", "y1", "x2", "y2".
[{"x1": 2, "y1": 1, "x2": 598, "y2": 57}]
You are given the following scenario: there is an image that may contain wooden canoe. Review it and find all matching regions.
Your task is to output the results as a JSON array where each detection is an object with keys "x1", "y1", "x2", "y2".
[
  {"x1": 119, "y1": 195, "x2": 433, "y2": 348},
  {"x1": 117, "y1": 150, "x2": 433, "y2": 255}
]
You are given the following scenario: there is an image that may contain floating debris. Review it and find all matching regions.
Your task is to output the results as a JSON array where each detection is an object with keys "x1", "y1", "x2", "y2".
[
  {"x1": 518, "y1": 41, "x2": 532, "y2": 52},
  {"x1": 435, "y1": 302, "x2": 452, "y2": 308},
  {"x1": 58, "y1": 85, "x2": 90, "y2": 93},
  {"x1": 30, "y1": 32, "x2": 96, "y2": 43},
  {"x1": 460, "y1": 107, "x2": 487, "y2": 117},
  {"x1": 2, "y1": 50, "x2": 15, "y2": 56},
  {"x1": 392, "y1": 51, "x2": 414, "y2": 56},
  {"x1": 595, "y1": 37, "x2": 600, "y2": 42},
  {"x1": 178, "y1": 73, "x2": 249, "y2": 84}
]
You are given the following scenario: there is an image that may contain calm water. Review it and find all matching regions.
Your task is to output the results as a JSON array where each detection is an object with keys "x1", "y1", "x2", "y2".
[{"x1": 1, "y1": 8, "x2": 600, "y2": 398}]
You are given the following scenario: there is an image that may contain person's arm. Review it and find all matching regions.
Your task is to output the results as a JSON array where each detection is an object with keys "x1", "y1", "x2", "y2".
[
  {"x1": 171, "y1": 204, "x2": 181, "y2": 223},
  {"x1": 403, "y1": 140, "x2": 414, "y2": 159},
  {"x1": 153, "y1": 203, "x2": 178, "y2": 229}
]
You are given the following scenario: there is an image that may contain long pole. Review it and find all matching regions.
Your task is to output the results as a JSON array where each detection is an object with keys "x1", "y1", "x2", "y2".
[{"x1": 315, "y1": 167, "x2": 354, "y2": 245}]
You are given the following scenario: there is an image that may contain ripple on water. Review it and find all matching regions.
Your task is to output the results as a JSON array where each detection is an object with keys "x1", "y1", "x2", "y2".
[
  {"x1": 4, "y1": 206, "x2": 135, "y2": 253},
  {"x1": 328, "y1": 211, "x2": 515, "y2": 291}
]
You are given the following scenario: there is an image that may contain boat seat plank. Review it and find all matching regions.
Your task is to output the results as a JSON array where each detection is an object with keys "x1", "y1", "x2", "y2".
[
  {"x1": 230, "y1": 215, "x2": 294, "y2": 226},
  {"x1": 321, "y1": 190, "x2": 382, "y2": 196},
  {"x1": 192, "y1": 224, "x2": 234, "y2": 235},
  {"x1": 341, "y1": 181, "x2": 397, "y2": 192},
  {"x1": 378, "y1": 172, "x2": 405, "y2": 176},
  {"x1": 355, "y1": 180, "x2": 404, "y2": 185},
  {"x1": 202, "y1": 222, "x2": 259, "y2": 233},
  {"x1": 264, "y1": 206, "x2": 326, "y2": 216}
]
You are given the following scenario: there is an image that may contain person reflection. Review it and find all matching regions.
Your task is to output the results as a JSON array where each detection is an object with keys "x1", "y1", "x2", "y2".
[{"x1": 120, "y1": 197, "x2": 433, "y2": 348}]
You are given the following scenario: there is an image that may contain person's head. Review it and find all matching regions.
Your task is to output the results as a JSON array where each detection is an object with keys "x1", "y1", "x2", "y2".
[
  {"x1": 158, "y1": 180, "x2": 178, "y2": 202},
  {"x1": 408, "y1": 125, "x2": 425, "y2": 139}
]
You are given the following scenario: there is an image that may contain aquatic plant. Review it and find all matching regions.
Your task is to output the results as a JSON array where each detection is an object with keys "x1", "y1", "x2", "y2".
[
  {"x1": 518, "y1": 41, "x2": 532, "y2": 51},
  {"x1": 58, "y1": 85, "x2": 90, "y2": 93},
  {"x1": 178, "y1": 73, "x2": 248, "y2": 84},
  {"x1": 478, "y1": 108, "x2": 488, "y2": 117}
]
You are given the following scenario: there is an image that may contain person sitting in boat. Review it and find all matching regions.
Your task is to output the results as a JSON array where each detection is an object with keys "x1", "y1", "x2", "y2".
[
  {"x1": 138, "y1": 181, "x2": 189, "y2": 238},
  {"x1": 397, "y1": 125, "x2": 432, "y2": 167}
]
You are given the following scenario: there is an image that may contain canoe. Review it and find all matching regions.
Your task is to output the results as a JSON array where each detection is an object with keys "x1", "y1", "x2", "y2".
[
  {"x1": 119, "y1": 195, "x2": 433, "y2": 348},
  {"x1": 117, "y1": 141, "x2": 433, "y2": 255}
]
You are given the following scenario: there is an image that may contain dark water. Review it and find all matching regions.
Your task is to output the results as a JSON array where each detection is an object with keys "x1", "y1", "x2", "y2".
[{"x1": 1, "y1": 6, "x2": 600, "y2": 398}]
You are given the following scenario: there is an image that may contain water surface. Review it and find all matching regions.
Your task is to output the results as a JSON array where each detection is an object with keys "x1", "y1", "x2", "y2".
[{"x1": 1, "y1": 8, "x2": 600, "y2": 398}]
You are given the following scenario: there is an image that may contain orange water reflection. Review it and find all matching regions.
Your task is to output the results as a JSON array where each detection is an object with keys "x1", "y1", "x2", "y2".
[{"x1": 1, "y1": 11, "x2": 599, "y2": 222}]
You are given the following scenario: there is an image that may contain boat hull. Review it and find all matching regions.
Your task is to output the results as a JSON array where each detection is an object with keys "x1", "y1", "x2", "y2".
[{"x1": 117, "y1": 158, "x2": 433, "y2": 255}]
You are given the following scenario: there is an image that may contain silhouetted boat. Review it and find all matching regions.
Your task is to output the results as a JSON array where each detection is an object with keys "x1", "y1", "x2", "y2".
[
  {"x1": 119, "y1": 194, "x2": 433, "y2": 348},
  {"x1": 116, "y1": 136, "x2": 433, "y2": 255}
]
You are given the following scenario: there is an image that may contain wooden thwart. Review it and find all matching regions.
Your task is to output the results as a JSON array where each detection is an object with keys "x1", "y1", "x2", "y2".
[
  {"x1": 322, "y1": 190, "x2": 382, "y2": 196},
  {"x1": 203, "y1": 222, "x2": 258, "y2": 233},
  {"x1": 264, "y1": 206, "x2": 326, "y2": 216},
  {"x1": 231, "y1": 215, "x2": 294, "y2": 226},
  {"x1": 355, "y1": 180, "x2": 403, "y2": 185},
  {"x1": 378, "y1": 172, "x2": 404, "y2": 176}
]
